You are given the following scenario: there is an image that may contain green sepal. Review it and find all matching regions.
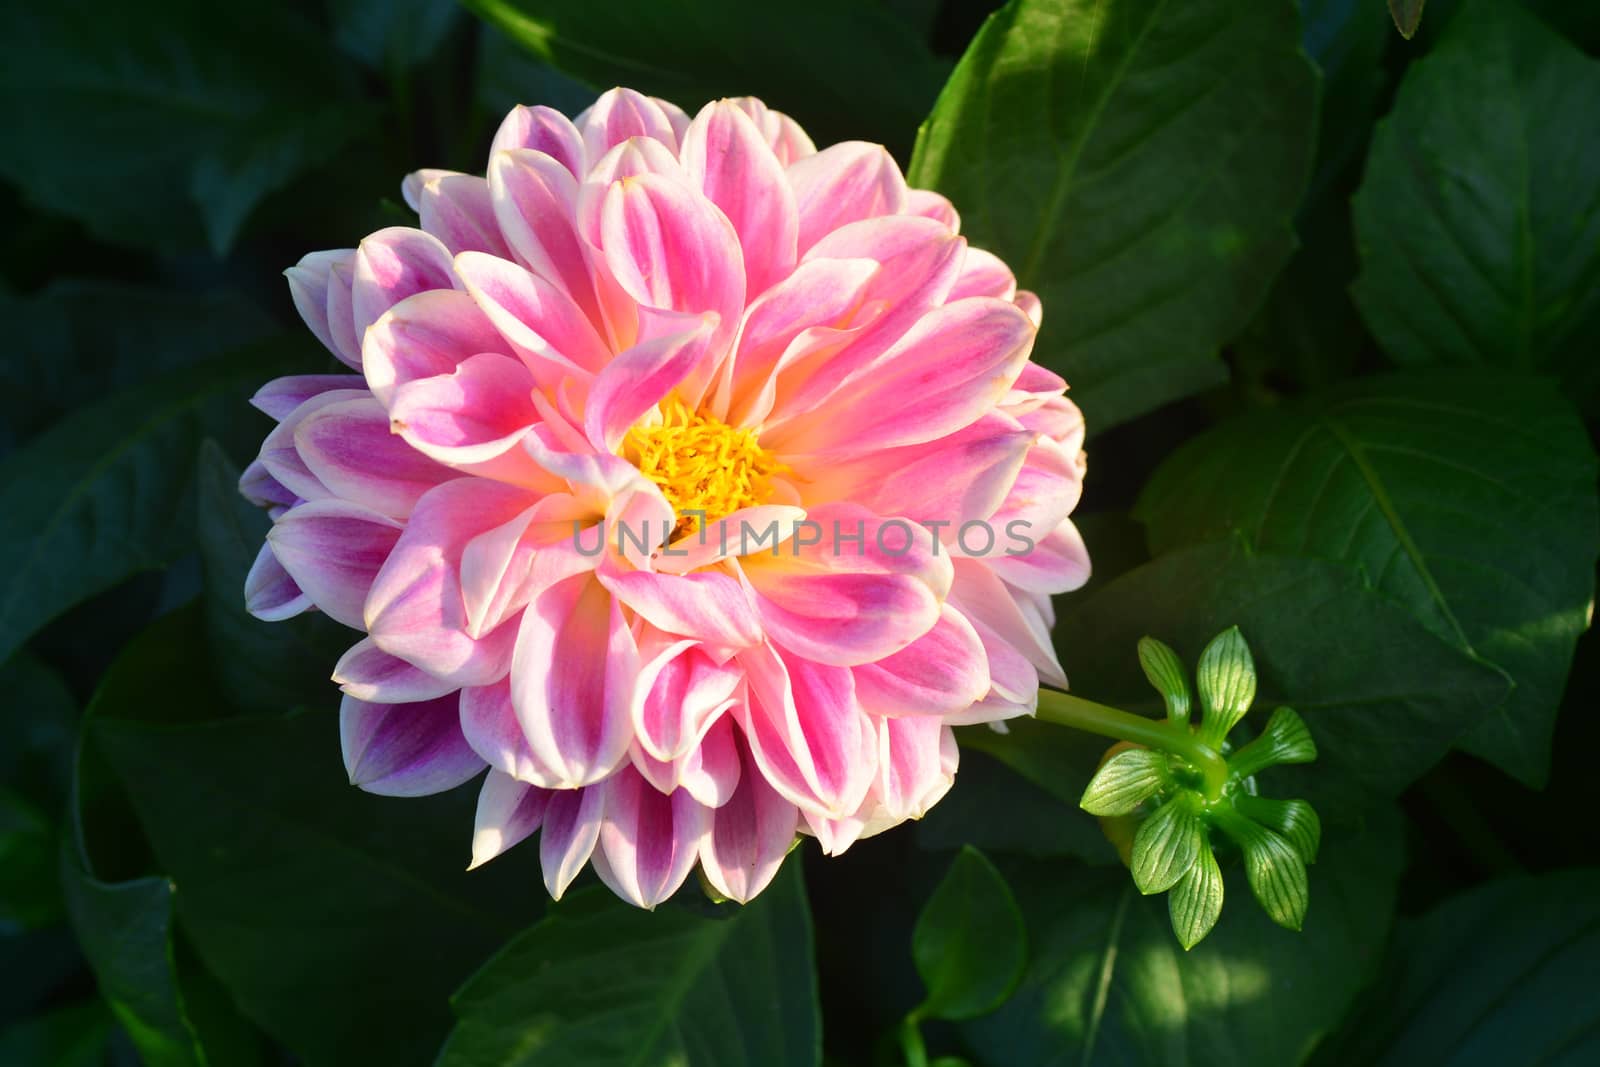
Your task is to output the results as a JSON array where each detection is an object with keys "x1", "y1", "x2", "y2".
[
  {"x1": 1227, "y1": 706, "x2": 1317, "y2": 779},
  {"x1": 1233, "y1": 795, "x2": 1321, "y2": 865},
  {"x1": 1167, "y1": 841, "x2": 1224, "y2": 950},
  {"x1": 1195, "y1": 627, "x2": 1257, "y2": 747},
  {"x1": 1130, "y1": 793, "x2": 1205, "y2": 895},
  {"x1": 1218, "y1": 810, "x2": 1308, "y2": 931},
  {"x1": 1080, "y1": 748, "x2": 1172, "y2": 816},
  {"x1": 1137, "y1": 636, "x2": 1192, "y2": 724}
]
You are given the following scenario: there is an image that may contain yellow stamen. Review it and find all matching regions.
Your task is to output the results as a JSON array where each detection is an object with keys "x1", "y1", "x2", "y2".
[{"x1": 624, "y1": 396, "x2": 786, "y2": 538}]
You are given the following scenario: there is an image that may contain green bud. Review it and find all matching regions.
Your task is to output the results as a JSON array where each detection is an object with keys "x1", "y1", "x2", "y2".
[
  {"x1": 1233, "y1": 795, "x2": 1321, "y2": 864},
  {"x1": 1137, "y1": 636, "x2": 1192, "y2": 724},
  {"x1": 1130, "y1": 793, "x2": 1205, "y2": 895},
  {"x1": 1195, "y1": 627, "x2": 1257, "y2": 748},
  {"x1": 1218, "y1": 809, "x2": 1308, "y2": 931},
  {"x1": 1167, "y1": 842, "x2": 1224, "y2": 950},
  {"x1": 1227, "y1": 706, "x2": 1317, "y2": 779},
  {"x1": 1080, "y1": 747, "x2": 1172, "y2": 816}
]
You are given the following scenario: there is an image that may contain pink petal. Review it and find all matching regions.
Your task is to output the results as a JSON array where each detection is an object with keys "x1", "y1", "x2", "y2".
[
  {"x1": 294, "y1": 396, "x2": 456, "y2": 519},
  {"x1": 387, "y1": 352, "x2": 548, "y2": 486},
  {"x1": 460, "y1": 677, "x2": 557, "y2": 784},
  {"x1": 948, "y1": 557, "x2": 1064, "y2": 689},
  {"x1": 333, "y1": 637, "x2": 457, "y2": 703},
  {"x1": 417, "y1": 173, "x2": 513, "y2": 258},
  {"x1": 243, "y1": 541, "x2": 311, "y2": 621},
  {"x1": 340, "y1": 693, "x2": 485, "y2": 797},
  {"x1": 486, "y1": 151, "x2": 603, "y2": 325},
  {"x1": 539, "y1": 784, "x2": 605, "y2": 899},
  {"x1": 788, "y1": 142, "x2": 908, "y2": 253},
  {"x1": 905, "y1": 188, "x2": 959, "y2": 232},
  {"x1": 362, "y1": 288, "x2": 515, "y2": 409},
  {"x1": 949, "y1": 246, "x2": 1017, "y2": 302},
  {"x1": 364, "y1": 479, "x2": 532, "y2": 685},
  {"x1": 250, "y1": 374, "x2": 366, "y2": 422},
  {"x1": 631, "y1": 713, "x2": 742, "y2": 807},
  {"x1": 594, "y1": 764, "x2": 711, "y2": 909},
  {"x1": 453, "y1": 249, "x2": 610, "y2": 384},
  {"x1": 602, "y1": 564, "x2": 763, "y2": 653},
  {"x1": 987, "y1": 522, "x2": 1092, "y2": 595},
  {"x1": 352, "y1": 227, "x2": 457, "y2": 344},
  {"x1": 508, "y1": 575, "x2": 637, "y2": 788},
  {"x1": 853, "y1": 605, "x2": 989, "y2": 718},
  {"x1": 266, "y1": 499, "x2": 403, "y2": 629},
  {"x1": 575, "y1": 87, "x2": 682, "y2": 162},
  {"x1": 285, "y1": 249, "x2": 360, "y2": 368},
  {"x1": 257, "y1": 388, "x2": 370, "y2": 503},
  {"x1": 740, "y1": 504, "x2": 951, "y2": 667},
  {"x1": 469, "y1": 770, "x2": 552, "y2": 869},
  {"x1": 582, "y1": 314, "x2": 717, "y2": 452},
  {"x1": 727, "y1": 97, "x2": 816, "y2": 165},
  {"x1": 239, "y1": 459, "x2": 295, "y2": 509},
  {"x1": 876, "y1": 717, "x2": 958, "y2": 821},
  {"x1": 491, "y1": 104, "x2": 586, "y2": 176},
  {"x1": 768, "y1": 297, "x2": 1035, "y2": 455},
  {"x1": 1016, "y1": 289, "x2": 1043, "y2": 328},
  {"x1": 460, "y1": 493, "x2": 586, "y2": 640},
  {"x1": 324, "y1": 255, "x2": 363, "y2": 369},
  {"x1": 737, "y1": 642, "x2": 877, "y2": 817},
  {"x1": 628, "y1": 639, "x2": 743, "y2": 761},
  {"x1": 699, "y1": 731, "x2": 799, "y2": 902},
  {"x1": 681, "y1": 100, "x2": 799, "y2": 298}
]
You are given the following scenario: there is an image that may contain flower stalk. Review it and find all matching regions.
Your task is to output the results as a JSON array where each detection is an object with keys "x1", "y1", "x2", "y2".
[{"x1": 1034, "y1": 688, "x2": 1230, "y2": 800}]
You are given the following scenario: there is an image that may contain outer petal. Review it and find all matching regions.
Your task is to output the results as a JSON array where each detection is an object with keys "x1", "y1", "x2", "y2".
[
  {"x1": 852, "y1": 605, "x2": 989, "y2": 718},
  {"x1": 340, "y1": 693, "x2": 485, "y2": 797},
  {"x1": 508, "y1": 575, "x2": 637, "y2": 788},
  {"x1": 630, "y1": 713, "x2": 742, "y2": 808},
  {"x1": 486, "y1": 151, "x2": 602, "y2": 324},
  {"x1": 736, "y1": 642, "x2": 876, "y2": 817},
  {"x1": 387, "y1": 352, "x2": 547, "y2": 485},
  {"x1": 285, "y1": 249, "x2": 359, "y2": 368},
  {"x1": 988, "y1": 522, "x2": 1092, "y2": 595},
  {"x1": 352, "y1": 227, "x2": 457, "y2": 342},
  {"x1": 593, "y1": 765, "x2": 711, "y2": 909},
  {"x1": 417, "y1": 173, "x2": 512, "y2": 258},
  {"x1": 250, "y1": 374, "x2": 365, "y2": 421},
  {"x1": 364, "y1": 479, "x2": 531, "y2": 686},
  {"x1": 362, "y1": 288, "x2": 516, "y2": 410},
  {"x1": 727, "y1": 97, "x2": 816, "y2": 165},
  {"x1": 333, "y1": 637, "x2": 458, "y2": 703},
  {"x1": 698, "y1": 732, "x2": 799, "y2": 903},
  {"x1": 628, "y1": 639, "x2": 743, "y2": 761},
  {"x1": 681, "y1": 100, "x2": 799, "y2": 297},
  {"x1": 575, "y1": 87, "x2": 681, "y2": 161},
  {"x1": 257, "y1": 388, "x2": 370, "y2": 502},
  {"x1": 948, "y1": 557, "x2": 1065, "y2": 689},
  {"x1": 469, "y1": 770, "x2": 552, "y2": 869},
  {"x1": 539, "y1": 784, "x2": 605, "y2": 899},
  {"x1": 491, "y1": 104, "x2": 586, "y2": 176},
  {"x1": 294, "y1": 396, "x2": 456, "y2": 519},
  {"x1": 875, "y1": 717, "x2": 958, "y2": 821},
  {"x1": 243, "y1": 541, "x2": 311, "y2": 621},
  {"x1": 787, "y1": 142, "x2": 908, "y2": 253},
  {"x1": 740, "y1": 504, "x2": 950, "y2": 667},
  {"x1": 905, "y1": 188, "x2": 959, "y2": 232},
  {"x1": 266, "y1": 499, "x2": 403, "y2": 629}
]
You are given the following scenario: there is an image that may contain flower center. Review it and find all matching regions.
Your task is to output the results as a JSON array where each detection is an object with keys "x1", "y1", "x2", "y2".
[{"x1": 625, "y1": 396, "x2": 786, "y2": 535}]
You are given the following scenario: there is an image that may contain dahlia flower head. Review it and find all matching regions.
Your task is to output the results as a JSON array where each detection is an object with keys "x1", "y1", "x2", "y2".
[{"x1": 242, "y1": 89, "x2": 1089, "y2": 908}]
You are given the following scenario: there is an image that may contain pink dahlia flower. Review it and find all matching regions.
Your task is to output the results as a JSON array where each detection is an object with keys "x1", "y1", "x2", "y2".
[{"x1": 243, "y1": 89, "x2": 1089, "y2": 907}]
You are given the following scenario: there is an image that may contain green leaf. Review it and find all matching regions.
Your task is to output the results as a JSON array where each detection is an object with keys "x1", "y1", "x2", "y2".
[
  {"x1": 1217, "y1": 811, "x2": 1308, "y2": 931},
  {"x1": 1079, "y1": 748, "x2": 1170, "y2": 817},
  {"x1": 907, "y1": 0, "x2": 1317, "y2": 432},
  {"x1": 961, "y1": 814, "x2": 1404, "y2": 1065},
  {"x1": 437, "y1": 861, "x2": 819, "y2": 1067},
  {"x1": 1319, "y1": 868, "x2": 1600, "y2": 1065},
  {"x1": 0, "y1": 0, "x2": 368, "y2": 253},
  {"x1": 0, "y1": 339, "x2": 303, "y2": 668},
  {"x1": 1137, "y1": 637, "x2": 1191, "y2": 724},
  {"x1": 330, "y1": 0, "x2": 459, "y2": 70},
  {"x1": 1130, "y1": 794, "x2": 1204, "y2": 894},
  {"x1": 1044, "y1": 542, "x2": 1509, "y2": 813},
  {"x1": 1167, "y1": 843, "x2": 1223, "y2": 950},
  {"x1": 1194, "y1": 627, "x2": 1257, "y2": 747},
  {"x1": 1388, "y1": 0, "x2": 1426, "y2": 39},
  {"x1": 1137, "y1": 372, "x2": 1600, "y2": 786},
  {"x1": 0, "y1": 283, "x2": 275, "y2": 455},
  {"x1": 195, "y1": 441, "x2": 349, "y2": 713},
  {"x1": 1352, "y1": 0, "x2": 1600, "y2": 411},
  {"x1": 0, "y1": 1001, "x2": 112, "y2": 1067},
  {"x1": 1227, "y1": 706, "x2": 1317, "y2": 779},
  {"x1": 912, "y1": 847, "x2": 1027, "y2": 1021},
  {"x1": 1233, "y1": 796, "x2": 1321, "y2": 865},
  {"x1": 87, "y1": 609, "x2": 545, "y2": 1066},
  {"x1": 461, "y1": 0, "x2": 946, "y2": 154}
]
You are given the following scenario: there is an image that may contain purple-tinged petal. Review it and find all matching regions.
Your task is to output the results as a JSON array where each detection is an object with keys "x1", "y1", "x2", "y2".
[
  {"x1": 469, "y1": 770, "x2": 552, "y2": 869},
  {"x1": 266, "y1": 500, "x2": 403, "y2": 629},
  {"x1": 852, "y1": 606, "x2": 989, "y2": 718},
  {"x1": 285, "y1": 249, "x2": 356, "y2": 365},
  {"x1": 243, "y1": 541, "x2": 311, "y2": 621},
  {"x1": 593, "y1": 764, "x2": 710, "y2": 909},
  {"x1": 631, "y1": 713, "x2": 742, "y2": 808},
  {"x1": 340, "y1": 693, "x2": 485, "y2": 797},
  {"x1": 699, "y1": 733, "x2": 799, "y2": 903},
  {"x1": 352, "y1": 227, "x2": 457, "y2": 343},
  {"x1": 362, "y1": 287, "x2": 516, "y2": 409},
  {"x1": 540, "y1": 784, "x2": 605, "y2": 899},
  {"x1": 250, "y1": 374, "x2": 366, "y2": 422},
  {"x1": 333, "y1": 637, "x2": 457, "y2": 703},
  {"x1": 294, "y1": 396, "x2": 456, "y2": 519},
  {"x1": 628, "y1": 639, "x2": 743, "y2": 761}
]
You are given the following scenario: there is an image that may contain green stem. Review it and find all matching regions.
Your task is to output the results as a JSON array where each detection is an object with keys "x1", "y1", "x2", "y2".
[{"x1": 1035, "y1": 688, "x2": 1231, "y2": 800}]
